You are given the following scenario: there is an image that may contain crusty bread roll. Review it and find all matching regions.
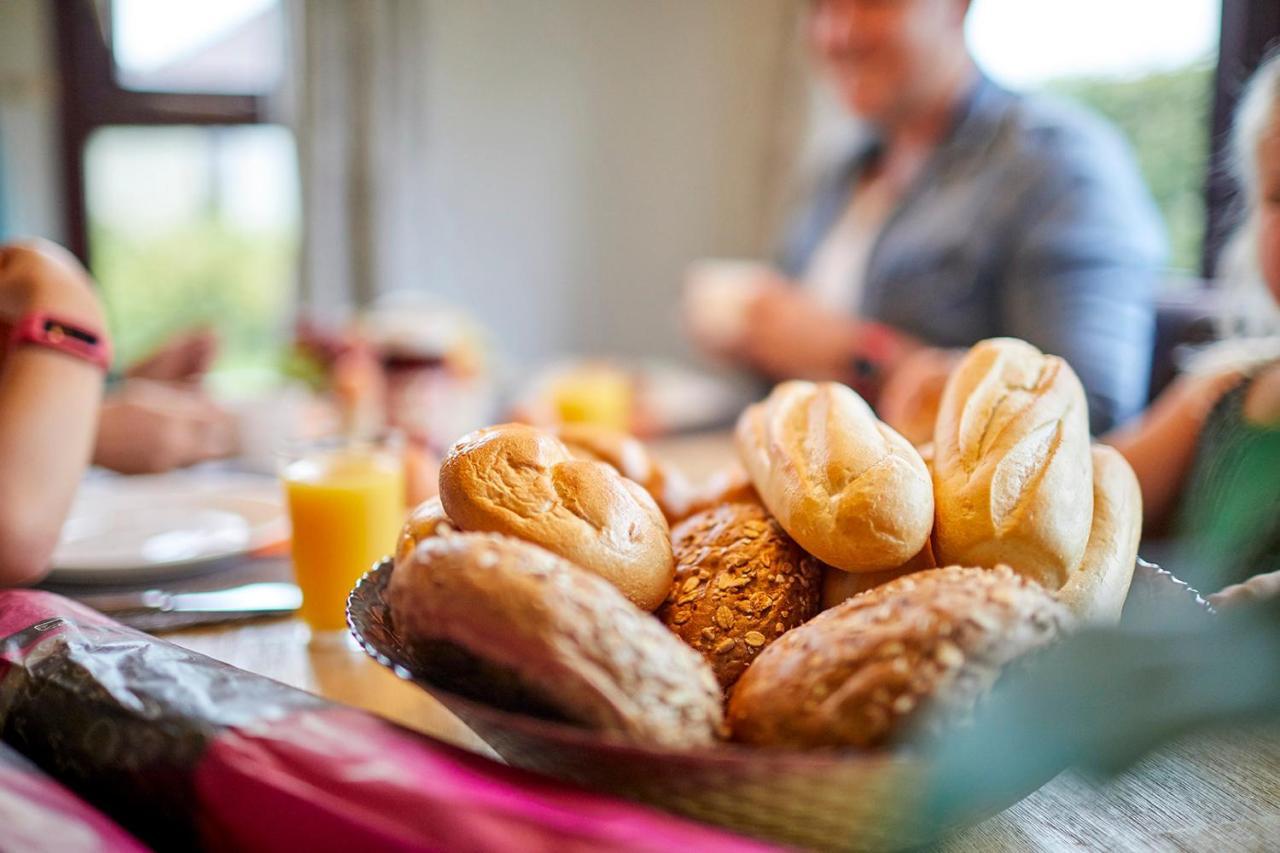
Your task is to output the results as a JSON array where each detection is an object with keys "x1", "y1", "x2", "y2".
[
  {"x1": 657, "y1": 501, "x2": 822, "y2": 688},
  {"x1": 932, "y1": 338, "x2": 1093, "y2": 591},
  {"x1": 553, "y1": 423, "x2": 690, "y2": 523},
  {"x1": 735, "y1": 381, "x2": 933, "y2": 572},
  {"x1": 1056, "y1": 445, "x2": 1141, "y2": 624},
  {"x1": 388, "y1": 533, "x2": 723, "y2": 747},
  {"x1": 395, "y1": 496, "x2": 457, "y2": 567},
  {"x1": 820, "y1": 539, "x2": 936, "y2": 610},
  {"x1": 670, "y1": 464, "x2": 760, "y2": 524},
  {"x1": 727, "y1": 566, "x2": 1070, "y2": 749},
  {"x1": 439, "y1": 423, "x2": 674, "y2": 611}
]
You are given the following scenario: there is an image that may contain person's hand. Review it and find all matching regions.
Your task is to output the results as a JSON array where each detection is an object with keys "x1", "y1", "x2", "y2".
[
  {"x1": 878, "y1": 347, "x2": 963, "y2": 446},
  {"x1": 93, "y1": 380, "x2": 237, "y2": 474},
  {"x1": 126, "y1": 328, "x2": 219, "y2": 384},
  {"x1": 682, "y1": 261, "x2": 782, "y2": 360},
  {"x1": 1208, "y1": 570, "x2": 1280, "y2": 610},
  {"x1": 734, "y1": 285, "x2": 863, "y2": 382}
]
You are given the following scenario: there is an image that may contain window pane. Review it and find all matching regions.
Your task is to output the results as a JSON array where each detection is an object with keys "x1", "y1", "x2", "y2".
[
  {"x1": 85, "y1": 125, "x2": 299, "y2": 375},
  {"x1": 968, "y1": 0, "x2": 1220, "y2": 275},
  {"x1": 110, "y1": 0, "x2": 284, "y2": 94}
]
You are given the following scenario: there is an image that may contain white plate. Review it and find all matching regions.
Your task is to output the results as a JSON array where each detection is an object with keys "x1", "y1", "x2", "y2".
[{"x1": 50, "y1": 471, "x2": 289, "y2": 584}]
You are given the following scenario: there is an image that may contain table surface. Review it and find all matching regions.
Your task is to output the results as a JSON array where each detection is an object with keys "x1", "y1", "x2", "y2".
[{"x1": 163, "y1": 432, "x2": 1280, "y2": 852}]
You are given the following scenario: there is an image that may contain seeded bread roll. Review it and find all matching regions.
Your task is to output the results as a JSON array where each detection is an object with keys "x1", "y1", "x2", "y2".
[
  {"x1": 1056, "y1": 445, "x2": 1142, "y2": 624},
  {"x1": 657, "y1": 501, "x2": 822, "y2": 688},
  {"x1": 439, "y1": 423, "x2": 674, "y2": 611},
  {"x1": 735, "y1": 381, "x2": 934, "y2": 572},
  {"x1": 553, "y1": 423, "x2": 690, "y2": 524},
  {"x1": 395, "y1": 496, "x2": 458, "y2": 567},
  {"x1": 820, "y1": 539, "x2": 936, "y2": 610},
  {"x1": 728, "y1": 565, "x2": 1071, "y2": 749},
  {"x1": 388, "y1": 533, "x2": 724, "y2": 748},
  {"x1": 932, "y1": 338, "x2": 1093, "y2": 591}
]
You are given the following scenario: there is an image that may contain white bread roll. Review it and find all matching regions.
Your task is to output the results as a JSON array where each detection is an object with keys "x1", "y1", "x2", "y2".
[
  {"x1": 1056, "y1": 445, "x2": 1142, "y2": 624},
  {"x1": 439, "y1": 423, "x2": 674, "y2": 611},
  {"x1": 932, "y1": 338, "x2": 1093, "y2": 590},
  {"x1": 734, "y1": 381, "x2": 933, "y2": 572}
]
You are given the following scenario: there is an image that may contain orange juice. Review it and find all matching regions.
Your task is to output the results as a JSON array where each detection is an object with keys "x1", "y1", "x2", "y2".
[
  {"x1": 284, "y1": 448, "x2": 405, "y2": 632},
  {"x1": 551, "y1": 366, "x2": 631, "y2": 430}
]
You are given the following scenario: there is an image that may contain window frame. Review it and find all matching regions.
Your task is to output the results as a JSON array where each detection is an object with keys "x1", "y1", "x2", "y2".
[
  {"x1": 1203, "y1": 0, "x2": 1280, "y2": 277},
  {"x1": 54, "y1": 0, "x2": 1280, "y2": 279},
  {"x1": 52, "y1": 0, "x2": 267, "y2": 263}
]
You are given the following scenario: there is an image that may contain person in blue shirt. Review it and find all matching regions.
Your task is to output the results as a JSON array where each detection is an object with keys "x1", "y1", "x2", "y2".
[{"x1": 689, "y1": 0, "x2": 1165, "y2": 435}]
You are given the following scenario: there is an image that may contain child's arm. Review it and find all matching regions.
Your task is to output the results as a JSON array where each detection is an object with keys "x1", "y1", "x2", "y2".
[
  {"x1": 0, "y1": 241, "x2": 109, "y2": 585},
  {"x1": 1102, "y1": 369, "x2": 1243, "y2": 531}
]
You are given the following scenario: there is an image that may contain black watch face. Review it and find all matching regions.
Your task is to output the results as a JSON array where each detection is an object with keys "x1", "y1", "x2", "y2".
[{"x1": 43, "y1": 319, "x2": 98, "y2": 346}]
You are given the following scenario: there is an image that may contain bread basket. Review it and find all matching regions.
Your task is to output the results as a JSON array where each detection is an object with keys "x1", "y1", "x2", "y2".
[{"x1": 348, "y1": 557, "x2": 1210, "y2": 849}]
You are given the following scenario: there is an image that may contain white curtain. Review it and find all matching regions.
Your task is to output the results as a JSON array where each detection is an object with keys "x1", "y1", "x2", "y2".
[{"x1": 288, "y1": 0, "x2": 432, "y2": 320}]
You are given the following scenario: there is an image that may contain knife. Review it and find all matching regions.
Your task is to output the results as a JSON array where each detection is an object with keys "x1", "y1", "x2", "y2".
[{"x1": 83, "y1": 582, "x2": 302, "y2": 616}]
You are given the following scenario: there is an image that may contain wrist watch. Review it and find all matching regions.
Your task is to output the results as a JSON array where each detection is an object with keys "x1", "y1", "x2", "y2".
[
  {"x1": 849, "y1": 321, "x2": 901, "y2": 395},
  {"x1": 8, "y1": 311, "x2": 112, "y2": 371}
]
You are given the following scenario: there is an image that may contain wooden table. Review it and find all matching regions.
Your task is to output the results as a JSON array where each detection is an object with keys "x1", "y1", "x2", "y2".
[{"x1": 164, "y1": 433, "x2": 1280, "y2": 851}]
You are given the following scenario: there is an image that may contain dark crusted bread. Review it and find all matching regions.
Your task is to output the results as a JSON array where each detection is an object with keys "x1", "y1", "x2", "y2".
[
  {"x1": 660, "y1": 502, "x2": 819, "y2": 686},
  {"x1": 728, "y1": 565, "x2": 1071, "y2": 749},
  {"x1": 657, "y1": 501, "x2": 822, "y2": 688},
  {"x1": 387, "y1": 532, "x2": 723, "y2": 747}
]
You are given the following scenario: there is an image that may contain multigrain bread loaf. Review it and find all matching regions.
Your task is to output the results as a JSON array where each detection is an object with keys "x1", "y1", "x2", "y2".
[
  {"x1": 1056, "y1": 445, "x2": 1142, "y2": 624},
  {"x1": 439, "y1": 423, "x2": 674, "y2": 610},
  {"x1": 553, "y1": 423, "x2": 690, "y2": 524},
  {"x1": 727, "y1": 565, "x2": 1071, "y2": 749},
  {"x1": 735, "y1": 381, "x2": 933, "y2": 572},
  {"x1": 387, "y1": 533, "x2": 723, "y2": 747},
  {"x1": 395, "y1": 496, "x2": 457, "y2": 567},
  {"x1": 820, "y1": 539, "x2": 936, "y2": 610},
  {"x1": 657, "y1": 501, "x2": 822, "y2": 688},
  {"x1": 931, "y1": 338, "x2": 1094, "y2": 591}
]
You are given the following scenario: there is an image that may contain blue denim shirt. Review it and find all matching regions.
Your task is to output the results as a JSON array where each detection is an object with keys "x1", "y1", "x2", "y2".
[{"x1": 780, "y1": 77, "x2": 1167, "y2": 433}]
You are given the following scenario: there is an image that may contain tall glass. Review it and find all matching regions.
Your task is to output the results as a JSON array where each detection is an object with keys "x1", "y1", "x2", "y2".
[{"x1": 280, "y1": 434, "x2": 405, "y2": 639}]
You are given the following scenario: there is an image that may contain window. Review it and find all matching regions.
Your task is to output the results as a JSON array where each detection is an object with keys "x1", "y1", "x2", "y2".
[
  {"x1": 56, "y1": 0, "x2": 296, "y2": 377},
  {"x1": 968, "y1": 0, "x2": 1220, "y2": 277}
]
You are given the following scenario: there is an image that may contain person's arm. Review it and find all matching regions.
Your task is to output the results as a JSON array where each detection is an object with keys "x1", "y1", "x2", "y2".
[
  {"x1": 0, "y1": 241, "x2": 109, "y2": 585},
  {"x1": 1000, "y1": 122, "x2": 1166, "y2": 435},
  {"x1": 1102, "y1": 369, "x2": 1243, "y2": 531}
]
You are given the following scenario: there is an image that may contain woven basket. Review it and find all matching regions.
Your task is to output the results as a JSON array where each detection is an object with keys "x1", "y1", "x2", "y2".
[{"x1": 350, "y1": 558, "x2": 1205, "y2": 850}]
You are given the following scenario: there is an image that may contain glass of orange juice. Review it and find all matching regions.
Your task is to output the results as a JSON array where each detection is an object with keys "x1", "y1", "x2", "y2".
[{"x1": 280, "y1": 434, "x2": 405, "y2": 641}]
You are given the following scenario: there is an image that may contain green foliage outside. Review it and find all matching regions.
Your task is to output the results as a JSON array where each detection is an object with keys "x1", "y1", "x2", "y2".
[
  {"x1": 90, "y1": 219, "x2": 296, "y2": 375},
  {"x1": 1047, "y1": 61, "x2": 1215, "y2": 274}
]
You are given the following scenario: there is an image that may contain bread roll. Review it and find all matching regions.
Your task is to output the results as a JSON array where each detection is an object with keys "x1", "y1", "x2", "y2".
[
  {"x1": 388, "y1": 533, "x2": 723, "y2": 747},
  {"x1": 727, "y1": 566, "x2": 1070, "y2": 749},
  {"x1": 553, "y1": 423, "x2": 689, "y2": 523},
  {"x1": 395, "y1": 496, "x2": 457, "y2": 567},
  {"x1": 439, "y1": 424, "x2": 674, "y2": 610},
  {"x1": 820, "y1": 539, "x2": 936, "y2": 610},
  {"x1": 670, "y1": 464, "x2": 760, "y2": 524},
  {"x1": 1056, "y1": 445, "x2": 1141, "y2": 624},
  {"x1": 735, "y1": 381, "x2": 933, "y2": 572},
  {"x1": 657, "y1": 501, "x2": 822, "y2": 688},
  {"x1": 932, "y1": 338, "x2": 1093, "y2": 591}
]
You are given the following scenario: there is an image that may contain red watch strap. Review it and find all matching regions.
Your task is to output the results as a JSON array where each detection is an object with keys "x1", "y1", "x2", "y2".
[{"x1": 9, "y1": 312, "x2": 112, "y2": 371}]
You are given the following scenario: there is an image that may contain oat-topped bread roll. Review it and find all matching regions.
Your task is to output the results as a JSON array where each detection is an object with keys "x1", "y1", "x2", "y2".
[
  {"x1": 439, "y1": 423, "x2": 674, "y2": 610},
  {"x1": 657, "y1": 501, "x2": 822, "y2": 688},
  {"x1": 553, "y1": 423, "x2": 690, "y2": 523},
  {"x1": 388, "y1": 533, "x2": 723, "y2": 747},
  {"x1": 820, "y1": 539, "x2": 936, "y2": 610},
  {"x1": 1056, "y1": 445, "x2": 1142, "y2": 624},
  {"x1": 728, "y1": 566, "x2": 1071, "y2": 749},
  {"x1": 932, "y1": 338, "x2": 1093, "y2": 591},
  {"x1": 395, "y1": 496, "x2": 458, "y2": 567},
  {"x1": 735, "y1": 381, "x2": 933, "y2": 572}
]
